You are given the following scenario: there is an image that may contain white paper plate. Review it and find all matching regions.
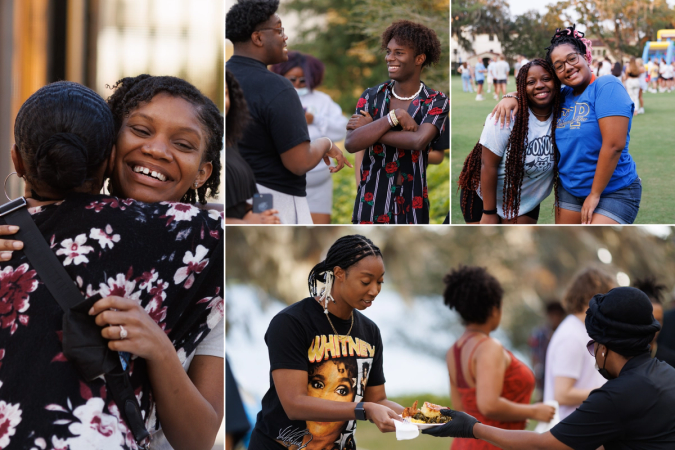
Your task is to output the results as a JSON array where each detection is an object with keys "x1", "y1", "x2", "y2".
[{"x1": 402, "y1": 418, "x2": 447, "y2": 429}]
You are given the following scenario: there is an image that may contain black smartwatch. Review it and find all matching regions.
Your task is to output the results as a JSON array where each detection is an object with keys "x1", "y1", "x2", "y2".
[
  {"x1": 482, "y1": 208, "x2": 497, "y2": 215},
  {"x1": 354, "y1": 402, "x2": 367, "y2": 421}
]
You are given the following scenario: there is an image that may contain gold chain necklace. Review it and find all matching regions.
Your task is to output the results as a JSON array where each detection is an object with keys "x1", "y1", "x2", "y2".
[{"x1": 325, "y1": 310, "x2": 355, "y2": 336}]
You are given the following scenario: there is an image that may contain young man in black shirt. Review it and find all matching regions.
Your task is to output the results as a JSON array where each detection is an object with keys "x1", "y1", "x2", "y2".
[{"x1": 226, "y1": 0, "x2": 351, "y2": 224}]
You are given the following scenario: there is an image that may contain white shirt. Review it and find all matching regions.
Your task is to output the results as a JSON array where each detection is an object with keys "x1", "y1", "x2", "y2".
[
  {"x1": 599, "y1": 61, "x2": 612, "y2": 77},
  {"x1": 149, "y1": 320, "x2": 224, "y2": 449},
  {"x1": 298, "y1": 89, "x2": 348, "y2": 175},
  {"x1": 493, "y1": 60, "x2": 510, "y2": 80},
  {"x1": 477, "y1": 110, "x2": 555, "y2": 218},
  {"x1": 487, "y1": 62, "x2": 496, "y2": 79},
  {"x1": 543, "y1": 315, "x2": 606, "y2": 419}
]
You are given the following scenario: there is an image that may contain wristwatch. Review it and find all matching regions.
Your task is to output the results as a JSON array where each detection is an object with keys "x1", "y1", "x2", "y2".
[{"x1": 354, "y1": 402, "x2": 367, "y2": 421}]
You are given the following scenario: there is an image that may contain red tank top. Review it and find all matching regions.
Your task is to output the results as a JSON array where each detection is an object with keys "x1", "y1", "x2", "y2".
[{"x1": 450, "y1": 337, "x2": 535, "y2": 450}]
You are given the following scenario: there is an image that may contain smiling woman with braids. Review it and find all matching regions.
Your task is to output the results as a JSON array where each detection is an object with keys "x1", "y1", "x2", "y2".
[
  {"x1": 250, "y1": 234, "x2": 403, "y2": 450},
  {"x1": 459, "y1": 59, "x2": 561, "y2": 224},
  {"x1": 492, "y1": 25, "x2": 641, "y2": 224}
]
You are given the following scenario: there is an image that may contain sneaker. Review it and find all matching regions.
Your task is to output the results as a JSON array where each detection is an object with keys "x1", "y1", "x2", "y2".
[
  {"x1": 493, "y1": 94, "x2": 498, "y2": 100},
  {"x1": 638, "y1": 107, "x2": 644, "y2": 114},
  {"x1": 475, "y1": 95, "x2": 484, "y2": 101}
]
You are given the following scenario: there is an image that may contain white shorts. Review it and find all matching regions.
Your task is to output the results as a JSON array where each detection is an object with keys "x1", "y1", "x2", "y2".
[
  {"x1": 305, "y1": 164, "x2": 333, "y2": 214},
  {"x1": 256, "y1": 184, "x2": 313, "y2": 224}
]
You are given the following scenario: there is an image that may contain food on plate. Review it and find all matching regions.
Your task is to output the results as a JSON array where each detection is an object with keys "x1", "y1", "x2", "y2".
[{"x1": 401, "y1": 400, "x2": 451, "y2": 424}]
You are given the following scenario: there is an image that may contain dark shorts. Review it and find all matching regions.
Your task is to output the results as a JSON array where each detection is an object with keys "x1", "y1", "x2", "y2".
[
  {"x1": 495, "y1": 79, "x2": 507, "y2": 84},
  {"x1": 476, "y1": 80, "x2": 484, "y2": 85},
  {"x1": 460, "y1": 189, "x2": 540, "y2": 223},
  {"x1": 556, "y1": 177, "x2": 642, "y2": 224}
]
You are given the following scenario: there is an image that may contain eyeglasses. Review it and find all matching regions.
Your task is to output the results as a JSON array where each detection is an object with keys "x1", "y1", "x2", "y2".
[
  {"x1": 256, "y1": 27, "x2": 284, "y2": 36},
  {"x1": 553, "y1": 52, "x2": 582, "y2": 73},
  {"x1": 586, "y1": 339, "x2": 596, "y2": 357},
  {"x1": 288, "y1": 76, "x2": 306, "y2": 84}
]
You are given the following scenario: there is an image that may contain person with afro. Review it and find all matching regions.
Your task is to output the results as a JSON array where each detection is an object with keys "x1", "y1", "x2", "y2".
[
  {"x1": 226, "y1": 0, "x2": 351, "y2": 224},
  {"x1": 344, "y1": 20, "x2": 448, "y2": 224},
  {"x1": 424, "y1": 287, "x2": 675, "y2": 449}
]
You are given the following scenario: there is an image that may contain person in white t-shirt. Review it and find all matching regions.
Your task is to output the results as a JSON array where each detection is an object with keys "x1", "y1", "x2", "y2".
[
  {"x1": 487, "y1": 58, "x2": 496, "y2": 95},
  {"x1": 493, "y1": 55, "x2": 510, "y2": 99},
  {"x1": 458, "y1": 59, "x2": 559, "y2": 224},
  {"x1": 598, "y1": 57, "x2": 612, "y2": 77},
  {"x1": 543, "y1": 267, "x2": 616, "y2": 420}
]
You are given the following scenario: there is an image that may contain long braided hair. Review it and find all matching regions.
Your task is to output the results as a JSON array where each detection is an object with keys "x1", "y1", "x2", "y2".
[
  {"x1": 458, "y1": 59, "x2": 562, "y2": 221},
  {"x1": 308, "y1": 235, "x2": 383, "y2": 311}
]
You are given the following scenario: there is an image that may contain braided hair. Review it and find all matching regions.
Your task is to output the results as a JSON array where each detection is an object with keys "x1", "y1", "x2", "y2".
[
  {"x1": 106, "y1": 75, "x2": 223, "y2": 205},
  {"x1": 14, "y1": 81, "x2": 115, "y2": 195},
  {"x1": 545, "y1": 24, "x2": 593, "y2": 66},
  {"x1": 226, "y1": 70, "x2": 249, "y2": 147},
  {"x1": 308, "y1": 235, "x2": 383, "y2": 309},
  {"x1": 458, "y1": 59, "x2": 562, "y2": 221}
]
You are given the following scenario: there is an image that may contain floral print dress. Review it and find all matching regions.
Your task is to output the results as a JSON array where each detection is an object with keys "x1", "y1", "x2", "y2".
[
  {"x1": 351, "y1": 81, "x2": 448, "y2": 224},
  {"x1": 0, "y1": 194, "x2": 223, "y2": 450}
]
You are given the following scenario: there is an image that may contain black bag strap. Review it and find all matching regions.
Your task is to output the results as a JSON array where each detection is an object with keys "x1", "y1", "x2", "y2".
[{"x1": 0, "y1": 198, "x2": 150, "y2": 448}]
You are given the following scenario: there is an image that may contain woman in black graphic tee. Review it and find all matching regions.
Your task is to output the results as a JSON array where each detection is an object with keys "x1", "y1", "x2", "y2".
[{"x1": 249, "y1": 235, "x2": 403, "y2": 450}]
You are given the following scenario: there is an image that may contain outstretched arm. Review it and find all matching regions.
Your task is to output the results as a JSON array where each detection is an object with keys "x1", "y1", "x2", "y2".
[{"x1": 272, "y1": 369, "x2": 400, "y2": 433}]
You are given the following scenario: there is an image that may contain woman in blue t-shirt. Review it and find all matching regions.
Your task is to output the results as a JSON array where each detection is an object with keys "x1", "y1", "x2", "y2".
[{"x1": 492, "y1": 26, "x2": 641, "y2": 224}]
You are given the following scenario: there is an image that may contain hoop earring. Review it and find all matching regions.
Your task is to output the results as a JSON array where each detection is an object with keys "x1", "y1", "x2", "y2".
[{"x1": 4, "y1": 172, "x2": 21, "y2": 201}]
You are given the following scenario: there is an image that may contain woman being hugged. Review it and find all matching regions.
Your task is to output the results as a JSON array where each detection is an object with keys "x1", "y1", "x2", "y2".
[
  {"x1": 493, "y1": 25, "x2": 641, "y2": 224},
  {"x1": 459, "y1": 59, "x2": 561, "y2": 224},
  {"x1": 249, "y1": 234, "x2": 402, "y2": 450},
  {"x1": 443, "y1": 266, "x2": 555, "y2": 450}
]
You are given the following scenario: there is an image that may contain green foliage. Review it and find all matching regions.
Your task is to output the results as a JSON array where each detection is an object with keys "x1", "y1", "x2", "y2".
[
  {"x1": 283, "y1": 0, "x2": 449, "y2": 112},
  {"x1": 503, "y1": 10, "x2": 558, "y2": 60},
  {"x1": 450, "y1": 77, "x2": 675, "y2": 224}
]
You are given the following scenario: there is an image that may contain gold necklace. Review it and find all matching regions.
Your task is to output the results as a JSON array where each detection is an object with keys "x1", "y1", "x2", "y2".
[{"x1": 326, "y1": 310, "x2": 355, "y2": 336}]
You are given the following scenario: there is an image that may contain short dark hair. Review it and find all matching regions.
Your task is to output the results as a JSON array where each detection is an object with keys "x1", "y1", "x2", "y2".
[
  {"x1": 443, "y1": 266, "x2": 503, "y2": 325},
  {"x1": 226, "y1": 70, "x2": 249, "y2": 147},
  {"x1": 106, "y1": 75, "x2": 223, "y2": 205},
  {"x1": 380, "y1": 20, "x2": 441, "y2": 68},
  {"x1": 226, "y1": 0, "x2": 280, "y2": 44},
  {"x1": 14, "y1": 81, "x2": 115, "y2": 193},
  {"x1": 563, "y1": 267, "x2": 616, "y2": 314},
  {"x1": 308, "y1": 235, "x2": 382, "y2": 297},
  {"x1": 633, "y1": 276, "x2": 666, "y2": 305}
]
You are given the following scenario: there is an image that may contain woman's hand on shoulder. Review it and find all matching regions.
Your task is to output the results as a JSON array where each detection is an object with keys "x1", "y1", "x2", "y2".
[
  {"x1": 530, "y1": 403, "x2": 556, "y2": 422},
  {"x1": 90, "y1": 296, "x2": 174, "y2": 361},
  {"x1": 363, "y1": 402, "x2": 401, "y2": 433},
  {"x1": 0, "y1": 225, "x2": 23, "y2": 261},
  {"x1": 489, "y1": 95, "x2": 519, "y2": 128}
]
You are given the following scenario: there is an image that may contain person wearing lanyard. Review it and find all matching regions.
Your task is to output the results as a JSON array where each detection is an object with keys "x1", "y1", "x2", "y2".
[{"x1": 422, "y1": 286, "x2": 675, "y2": 449}]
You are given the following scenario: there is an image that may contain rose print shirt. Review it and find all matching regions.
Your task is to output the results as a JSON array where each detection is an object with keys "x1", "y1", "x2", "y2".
[
  {"x1": 250, "y1": 298, "x2": 385, "y2": 450},
  {"x1": 0, "y1": 194, "x2": 223, "y2": 450},
  {"x1": 352, "y1": 81, "x2": 448, "y2": 224}
]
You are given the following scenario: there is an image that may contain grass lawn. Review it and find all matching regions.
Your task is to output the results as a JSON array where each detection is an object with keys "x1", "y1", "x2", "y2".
[
  {"x1": 331, "y1": 145, "x2": 450, "y2": 225},
  {"x1": 450, "y1": 76, "x2": 675, "y2": 224}
]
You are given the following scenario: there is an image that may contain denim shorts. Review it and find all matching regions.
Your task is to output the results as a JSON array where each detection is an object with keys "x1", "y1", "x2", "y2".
[{"x1": 557, "y1": 177, "x2": 642, "y2": 224}]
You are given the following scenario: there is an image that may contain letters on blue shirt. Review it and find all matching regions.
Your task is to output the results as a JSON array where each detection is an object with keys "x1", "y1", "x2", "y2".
[{"x1": 556, "y1": 76, "x2": 637, "y2": 197}]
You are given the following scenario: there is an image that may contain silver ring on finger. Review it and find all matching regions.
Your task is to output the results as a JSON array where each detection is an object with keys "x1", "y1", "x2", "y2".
[{"x1": 119, "y1": 325, "x2": 128, "y2": 340}]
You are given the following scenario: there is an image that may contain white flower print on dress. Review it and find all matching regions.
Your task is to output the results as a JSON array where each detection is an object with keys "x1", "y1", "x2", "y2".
[
  {"x1": 173, "y1": 245, "x2": 209, "y2": 289},
  {"x1": 56, "y1": 234, "x2": 94, "y2": 266},
  {"x1": 89, "y1": 225, "x2": 121, "y2": 250},
  {"x1": 0, "y1": 400, "x2": 22, "y2": 448},
  {"x1": 197, "y1": 290, "x2": 223, "y2": 330},
  {"x1": 160, "y1": 202, "x2": 200, "y2": 225},
  {"x1": 98, "y1": 272, "x2": 141, "y2": 300},
  {"x1": 48, "y1": 398, "x2": 126, "y2": 450}
]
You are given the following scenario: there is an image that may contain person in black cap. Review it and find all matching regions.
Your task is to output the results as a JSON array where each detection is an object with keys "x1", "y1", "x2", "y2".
[{"x1": 422, "y1": 286, "x2": 675, "y2": 449}]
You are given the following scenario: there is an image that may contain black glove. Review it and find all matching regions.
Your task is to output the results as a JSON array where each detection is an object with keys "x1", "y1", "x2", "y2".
[{"x1": 421, "y1": 409, "x2": 479, "y2": 438}]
